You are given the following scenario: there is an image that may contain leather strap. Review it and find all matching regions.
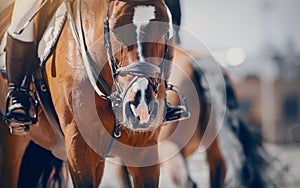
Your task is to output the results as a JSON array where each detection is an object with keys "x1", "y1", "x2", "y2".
[{"x1": 66, "y1": 0, "x2": 111, "y2": 99}]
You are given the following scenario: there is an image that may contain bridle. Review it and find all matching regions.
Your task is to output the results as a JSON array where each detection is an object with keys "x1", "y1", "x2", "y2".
[
  {"x1": 103, "y1": 2, "x2": 172, "y2": 131},
  {"x1": 104, "y1": 15, "x2": 171, "y2": 95},
  {"x1": 68, "y1": 0, "x2": 189, "y2": 139},
  {"x1": 104, "y1": 23, "x2": 170, "y2": 94},
  {"x1": 103, "y1": 1, "x2": 191, "y2": 136}
]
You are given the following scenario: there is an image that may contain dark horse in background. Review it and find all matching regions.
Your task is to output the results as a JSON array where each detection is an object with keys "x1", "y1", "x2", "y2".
[
  {"x1": 160, "y1": 0, "x2": 279, "y2": 187},
  {"x1": 158, "y1": 49, "x2": 277, "y2": 188}
]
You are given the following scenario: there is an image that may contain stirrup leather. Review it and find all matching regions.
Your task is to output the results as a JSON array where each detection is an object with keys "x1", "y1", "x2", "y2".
[
  {"x1": 3, "y1": 87, "x2": 38, "y2": 135},
  {"x1": 164, "y1": 84, "x2": 190, "y2": 123}
]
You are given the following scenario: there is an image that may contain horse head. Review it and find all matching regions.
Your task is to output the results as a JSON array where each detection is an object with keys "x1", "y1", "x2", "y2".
[{"x1": 105, "y1": 0, "x2": 173, "y2": 131}]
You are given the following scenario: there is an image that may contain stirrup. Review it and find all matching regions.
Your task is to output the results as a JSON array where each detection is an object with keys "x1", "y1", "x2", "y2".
[
  {"x1": 164, "y1": 84, "x2": 190, "y2": 123},
  {"x1": 3, "y1": 87, "x2": 38, "y2": 135}
]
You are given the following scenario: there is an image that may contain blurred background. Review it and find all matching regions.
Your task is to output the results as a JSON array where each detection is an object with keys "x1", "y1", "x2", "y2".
[
  {"x1": 180, "y1": 0, "x2": 300, "y2": 143},
  {"x1": 178, "y1": 0, "x2": 300, "y2": 187},
  {"x1": 181, "y1": 0, "x2": 300, "y2": 144}
]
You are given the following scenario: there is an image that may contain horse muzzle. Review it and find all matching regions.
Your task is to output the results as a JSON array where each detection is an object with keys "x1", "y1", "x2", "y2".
[{"x1": 124, "y1": 99, "x2": 160, "y2": 131}]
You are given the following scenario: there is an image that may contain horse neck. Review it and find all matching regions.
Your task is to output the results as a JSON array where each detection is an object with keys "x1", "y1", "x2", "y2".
[
  {"x1": 80, "y1": 0, "x2": 108, "y2": 41},
  {"x1": 80, "y1": 0, "x2": 114, "y2": 86}
]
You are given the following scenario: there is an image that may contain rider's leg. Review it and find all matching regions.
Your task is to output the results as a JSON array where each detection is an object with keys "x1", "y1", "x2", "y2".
[{"x1": 4, "y1": 0, "x2": 39, "y2": 127}]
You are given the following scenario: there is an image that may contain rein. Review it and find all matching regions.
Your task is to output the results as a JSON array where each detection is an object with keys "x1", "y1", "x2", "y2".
[{"x1": 66, "y1": 0, "x2": 111, "y2": 100}]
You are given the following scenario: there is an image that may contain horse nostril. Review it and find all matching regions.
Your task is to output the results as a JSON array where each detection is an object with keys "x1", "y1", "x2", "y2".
[
  {"x1": 145, "y1": 86, "x2": 154, "y2": 104},
  {"x1": 131, "y1": 90, "x2": 141, "y2": 107},
  {"x1": 131, "y1": 101, "x2": 150, "y2": 124}
]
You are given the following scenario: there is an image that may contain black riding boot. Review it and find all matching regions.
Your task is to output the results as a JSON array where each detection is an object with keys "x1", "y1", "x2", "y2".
[{"x1": 3, "y1": 34, "x2": 37, "y2": 135}]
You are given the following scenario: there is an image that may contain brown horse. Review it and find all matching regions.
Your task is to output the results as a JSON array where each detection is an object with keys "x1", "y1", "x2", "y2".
[
  {"x1": 156, "y1": 1, "x2": 276, "y2": 187},
  {"x1": 0, "y1": 1, "x2": 276, "y2": 188},
  {"x1": 1, "y1": 0, "x2": 179, "y2": 187}
]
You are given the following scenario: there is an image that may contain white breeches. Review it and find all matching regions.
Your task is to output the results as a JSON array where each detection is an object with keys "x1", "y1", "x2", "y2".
[{"x1": 8, "y1": 0, "x2": 40, "y2": 42}]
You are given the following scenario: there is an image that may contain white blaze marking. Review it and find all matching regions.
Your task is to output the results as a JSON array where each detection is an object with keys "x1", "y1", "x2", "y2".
[
  {"x1": 132, "y1": 6, "x2": 156, "y2": 62},
  {"x1": 131, "y1": 78, "x2": 150, "y2": 123}
]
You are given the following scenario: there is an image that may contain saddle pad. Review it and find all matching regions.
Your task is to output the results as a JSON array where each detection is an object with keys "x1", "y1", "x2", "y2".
[{"x1": 38, "y1": 3, "x2": 67, "y2": 65}]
